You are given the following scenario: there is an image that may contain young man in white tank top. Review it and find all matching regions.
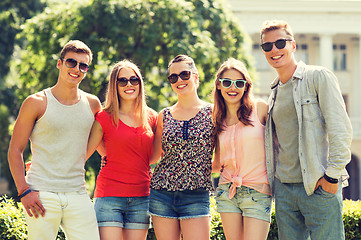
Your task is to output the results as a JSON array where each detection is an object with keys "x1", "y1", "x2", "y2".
[{"x1": 8, "y1": 40, "x2": 102, "y2": 240}]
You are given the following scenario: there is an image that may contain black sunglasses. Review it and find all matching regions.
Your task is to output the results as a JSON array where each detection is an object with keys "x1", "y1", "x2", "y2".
[
  {"x1": 117, "y1": 76, "x2": 141, "y2": 87},
  {"x1": 261, "y1": 39, "x2": 292, "y2": 52},
  {"x1": 63, "y1": 58, "x2": 89, "y2": 73},
  {"x1": 168, "y1": 71, "x2": 192, "y2": 84},
  {"x1": 218, "y1": 79, "x2": 247, "y2": 89}
]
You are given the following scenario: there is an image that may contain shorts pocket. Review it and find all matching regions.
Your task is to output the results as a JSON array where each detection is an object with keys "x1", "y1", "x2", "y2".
[{"x1": 215, "y1": 185, "x2": 229, "y2": 200}]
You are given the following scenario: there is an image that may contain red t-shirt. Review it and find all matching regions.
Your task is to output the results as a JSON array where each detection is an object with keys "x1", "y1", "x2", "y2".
[{"x1": 94, "y1": 109, "x2": 157, "y2": 198}]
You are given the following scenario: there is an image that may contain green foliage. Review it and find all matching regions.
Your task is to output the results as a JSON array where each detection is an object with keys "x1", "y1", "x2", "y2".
[
  {"x1": 0, "y1": 0, "x2": 45, "y2": 78},
  {"x1": 0, "y1": 0, "x2": 45, "y2": 197},
  {"x1": 0, "y1": 195, "x2": 66, "y2": 240},
  {"x1": 0, "y1": 196, "x2": 27, "y2": 239},
  {"x1": 15, "y1": 0, "x2": 253, "y2": 110},
  {"x1": 1, "y1": 195, "x2": 360, "y2": 239},
  {"x1": 343, "y1": 199, "x2": 361, "y2": 239}
]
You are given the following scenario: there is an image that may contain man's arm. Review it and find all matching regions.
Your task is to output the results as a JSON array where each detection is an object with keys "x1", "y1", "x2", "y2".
[
  {"x1": 86, "y1": 120, "x2": 104, "y2": 160},
  {"x1": 86, "y1": 93, "x2": 102, "y2": 116},
  {"x1": 314, "y1": 68, "x2": 353, "y2": 193},
  {"x1": 8, "y1": 93, "x2": 46, "y2": 218},
  {"x1": 149, "y1": 110, "x2": 164, "y2": 165}
]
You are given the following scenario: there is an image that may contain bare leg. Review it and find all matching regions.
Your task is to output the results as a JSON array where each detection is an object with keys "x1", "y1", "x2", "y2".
[
  {"x1": 243, "y1": 216, "x2": 270, "y2": 240},
  {"x1": 152, "y1": 216, "x2": 181, "y2": 240},
  {"x1": 180, "y1": 216, "x2": 210, "y2": 240},
  {"x1": 123, "y1": 229, "x2": 148, "y2": 240},
  {"x1": 99, "y1": 226, "x2": 123, "y2": 240},
  {"x1": 220, "y1": 213, "x2": 243, "y2": 240}
]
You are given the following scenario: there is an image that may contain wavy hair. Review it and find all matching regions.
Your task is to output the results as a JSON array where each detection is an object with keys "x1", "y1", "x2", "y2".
[
  {"x1": 212, "y1": 58, "x2": 254, "y2": 138},
  {"x1": 260, "y1": 20, "x2": 294, "y2": 41},
  {"x1": 103, "y1": 60, "x2": 151, "y2": 130}
]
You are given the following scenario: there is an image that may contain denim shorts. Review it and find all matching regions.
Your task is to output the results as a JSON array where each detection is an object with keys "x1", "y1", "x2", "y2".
[
  {"x1": 215, "y1": 183, "x2": 272, "y2": 222},
  {"x1": 149, "y1": 188, "x2": 210, "y2": 220},
  {"x1": 94, "y1": 196, "x2": 150, "y2": 229}
]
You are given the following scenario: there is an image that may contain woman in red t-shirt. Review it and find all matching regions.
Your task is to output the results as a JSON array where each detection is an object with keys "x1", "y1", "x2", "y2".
[{"x1": 87, "y1": 60, "x2": 157, "y2": 240}]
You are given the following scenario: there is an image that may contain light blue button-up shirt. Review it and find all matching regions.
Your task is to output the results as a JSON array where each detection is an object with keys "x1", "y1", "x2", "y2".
[{"x1": 265, "y1": 61, "x2": 353, "y2": 196}]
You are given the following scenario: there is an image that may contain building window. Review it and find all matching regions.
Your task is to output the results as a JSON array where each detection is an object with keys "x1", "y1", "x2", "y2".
[
  {"x1": 295, "y1": 44, "x2": 308, "y2": 64},
  {"x1": 252, "y1": 44, "x2": 270, "y2": 71},
  {"x1": 333, "y1": 44, "x2": 347, "y2": 71}
]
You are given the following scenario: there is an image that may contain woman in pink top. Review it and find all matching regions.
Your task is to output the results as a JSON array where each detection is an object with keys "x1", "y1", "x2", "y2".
[
  {"x1": 212, "y1": 58, "x2": 271, "y2": 240},
  {"x1": 87, "y1": 60, "x2": 157, "y2": 240}
]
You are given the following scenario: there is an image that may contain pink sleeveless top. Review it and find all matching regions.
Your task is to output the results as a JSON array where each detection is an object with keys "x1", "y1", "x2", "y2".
[{"x1": 218, "y1": 105, "x2": 271, "y2": 199}]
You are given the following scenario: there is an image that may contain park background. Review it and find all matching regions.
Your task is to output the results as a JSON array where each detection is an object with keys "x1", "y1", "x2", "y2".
[{"x1": 0, "y1": 0, "x2": 361, "y2": 239}]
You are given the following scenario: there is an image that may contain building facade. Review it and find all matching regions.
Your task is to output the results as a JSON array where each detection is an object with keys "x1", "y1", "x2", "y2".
[{"x1": 227, "y1": 0, "x2": 361, "y2": 200}]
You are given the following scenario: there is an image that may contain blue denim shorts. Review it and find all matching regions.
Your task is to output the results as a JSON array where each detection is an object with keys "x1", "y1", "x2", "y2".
[
  {"x1": 149, "y1": 188, "x2": 210, "y2": 220},
  {"x1": 215, "y1": 183, "x2": 272, "y2": 222},
  {"x1": 94, "y1": 196, "x2": 150, "y2": 229}
]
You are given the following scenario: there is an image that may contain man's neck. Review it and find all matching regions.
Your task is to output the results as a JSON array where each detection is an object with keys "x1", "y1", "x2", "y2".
[
  {"x1": 51, "y1": 84, "x2": 81, "y2": 105},
  {"x1": 277, "y1": 62, "x2": 298, "y2": 84}
]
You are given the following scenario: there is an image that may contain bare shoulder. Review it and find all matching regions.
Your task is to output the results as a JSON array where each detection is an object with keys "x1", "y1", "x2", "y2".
[
  {"x1": 256, "y1": 99, "x2": 269, "y2": 125},
  {"x1": 23, "y1": 91, "x2": 47, "y2": 113},
  {"x1": 85, "y1": 92, "x2": 102, "y2": 115},
  {"x1": 256, "y1": 99, "x2": 268, "y2": 111},
  {"x1": 17, "y1": 90, "x2": 47, "y2": 123},
  {"x1": 158, "y1": 109, "x2": 166, "y2": 120}
]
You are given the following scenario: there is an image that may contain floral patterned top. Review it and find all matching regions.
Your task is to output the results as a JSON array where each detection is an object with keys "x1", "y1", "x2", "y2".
[{"x1": 150, "y1": 105, "x2": 215, "y2": 191}]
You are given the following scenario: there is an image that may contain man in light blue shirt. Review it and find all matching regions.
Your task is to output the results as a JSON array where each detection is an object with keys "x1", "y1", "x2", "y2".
[{"x1": 260, "y1": 20, "x2": 352, "y2": 240}]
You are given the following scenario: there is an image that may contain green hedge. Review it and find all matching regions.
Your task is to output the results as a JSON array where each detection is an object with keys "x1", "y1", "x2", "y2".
[{"x1": 1, "y1": 195, "x2": 360, "y2": 239}]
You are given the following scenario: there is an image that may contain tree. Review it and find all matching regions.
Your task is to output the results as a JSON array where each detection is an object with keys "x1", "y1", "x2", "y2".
[
  {"x1": 16, "y1": 0, "x2": 253, "y2": 107},
  {"x1": 10, "y1": 0, "x2": 253, "y2": 196},
  {"x1": 0, "y1": 0, "x2": 45, "y2": 196}
]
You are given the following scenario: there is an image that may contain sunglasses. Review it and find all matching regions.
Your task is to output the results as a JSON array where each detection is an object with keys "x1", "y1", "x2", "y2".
[
  {"x1": 261, "y1": 39, "x2": 292, "y2": 52},
  {"x1": 117, "y1": 76, "x2": 141, "y2": 87},
  {"x1": 63, "y1": 58, "x2": 89, "y2": 73},
  {"x1": 218, "y1": 79, "x2": 247, "y2": 89},
  {"x1": 168, "y1": 71, "x2": 192, "y2": 84}
]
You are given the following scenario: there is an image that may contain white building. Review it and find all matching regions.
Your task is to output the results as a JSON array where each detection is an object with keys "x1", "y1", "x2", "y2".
[{"x1": 227, "y1": 0, "x2": 361, "y2": 200}]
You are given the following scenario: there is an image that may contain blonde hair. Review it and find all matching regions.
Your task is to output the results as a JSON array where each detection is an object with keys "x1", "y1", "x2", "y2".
[
  {"x1": 260, "y1": 20, "x2": 294, "y2": 41},
  {"x1": 103, "y1": 60, "x2": 151, "y2": 130},
  {"x1": 212, "y1": 58, "x2": 254, "y2": 138}
]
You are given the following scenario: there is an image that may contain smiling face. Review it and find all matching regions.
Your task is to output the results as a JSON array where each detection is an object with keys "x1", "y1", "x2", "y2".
[
  {"x1": 168, "y1": 61, "x2": 198, "y2": 95},
  {"x1": 116, "y1": 67, "x2": 140, "y2": 102},
  {"x1": 261, "y1": 28, "x2": 297, "y2": 70},
  {"x1": 57, "y1": 51, "x2": 90, "y2": 86},
  {"x1": 217, "y1": 68, "x2": 246, "y2": 107}
]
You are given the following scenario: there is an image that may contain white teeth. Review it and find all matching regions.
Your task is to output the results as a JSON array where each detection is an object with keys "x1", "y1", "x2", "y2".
[
  {"x1": 125, "y1": 89, "x2": 135, "y2": 93},
  {"x1": 69, "y1": 73, "x2": 78, "y2": 77},
  {"x1": 272, "y1": 55, "x2": 282, "y2": 60},
  {"x1": 227, "y1": 92, "x2": 238, "y2": 96},
  {"x1": 177, "y1": 84, "x2": 187, "y2": 89}
]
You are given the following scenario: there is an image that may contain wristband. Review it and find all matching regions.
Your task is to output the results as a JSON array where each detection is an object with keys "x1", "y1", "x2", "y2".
[
  {"x1": 18, "y1": 186, "x2": 30, "y2": 196},
  {"x1": 324, "y1": 174, "x2": 339, "y2": 184},
  {"x1": 18, "y1": 189, "x2": 32, "y2": 200}
]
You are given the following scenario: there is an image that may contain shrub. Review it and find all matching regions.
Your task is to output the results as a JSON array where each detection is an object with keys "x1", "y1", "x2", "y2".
[
  {"x1": 0, "y1": 195, "x2": 27, "y2": 240},
  {"x1": 1, "y1": 195, "x2": 360, "y2": 239}
]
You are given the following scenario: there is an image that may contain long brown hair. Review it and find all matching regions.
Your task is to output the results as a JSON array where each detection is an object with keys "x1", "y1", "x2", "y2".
[
  {"x1": 212, "y1": 58, "x2": 254, "y2": 138},
  {"x1": 103, "y1": 60, "x2": 152, "y2": 130}
]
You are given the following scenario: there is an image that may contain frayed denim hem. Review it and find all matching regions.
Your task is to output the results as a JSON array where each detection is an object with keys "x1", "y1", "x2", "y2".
[{"x1": 148, "y1": 211, "x2": 210, "y2": 220}]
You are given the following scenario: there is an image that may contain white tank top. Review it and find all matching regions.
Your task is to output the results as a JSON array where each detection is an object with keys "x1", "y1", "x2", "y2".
[{"x1": 26, "y1": 88, "x2": 94, "y2": 192}]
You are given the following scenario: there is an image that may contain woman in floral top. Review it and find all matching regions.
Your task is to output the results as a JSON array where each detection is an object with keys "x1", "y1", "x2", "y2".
[{"x1": 149, "y1": 55, "x2": 215, "y2": 240}]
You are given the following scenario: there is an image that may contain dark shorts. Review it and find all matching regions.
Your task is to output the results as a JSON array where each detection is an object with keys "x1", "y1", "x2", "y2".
[{"x1": 149, "y1": 188, "x2": 210, "y2": 220}]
